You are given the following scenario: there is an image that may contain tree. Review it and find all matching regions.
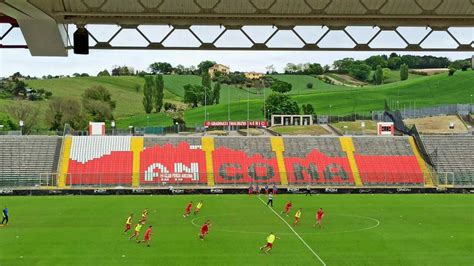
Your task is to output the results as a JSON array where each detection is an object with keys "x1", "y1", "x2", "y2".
[
  {"x1": 333, "y1": 58, "x2": 354, "y2": 73},
  {"x1": 365, "y1": 55, "x2": 387, "y2": 70},
  {"x1": 265, "y1": 65, "x2": 276, "y2": 74},
  {"x1": 82, "y1": 86, "x2": 116, "y2": 121},
  {"x1": 202, "y1": 72, "x2": 212, "y2": 89},
  {"x1": 307, "y1": 63, "x2": 325, "y2": 75},
  {"x1": 154, "y1": 74, "x2": 164, "y2": 112},
  {"x1": 383, "y1": 68, "x2": 391, "y2": 82},
  {"x1": 111, "y1": 66, "x2": 133, "y2": 76},
  {"x1": 306, "y1": 83, "x2": 313, "y2": 89},
  {"x1": 323, "y1": 65, "x2": 331, "y2": 73},
  {"x1": 164, "y1": 102, "x2": 177, "y2": 111},
  {"x1": 213, "y1": 82, "x2": 221, "y2": 104},
  {"x1": 46, "y1": 98, "x2": 88, "y2": 130},
  {"x1": 174, "y1": 64, "x2": 186, "y2": 75},
  {"x1": 374, "y1": 65, "x2": 384, "y2": 85},
  {"x1": 450, "y1": 60, "x2": 470, "y2": 71},
  {"x1": 264, "y1": 93, "x2": 299, "y2": 119},
  {"x1": 400, "y1": 64, "x2": 409, "y2": 81},
  {"x1": 149, "y1": 62, "x2": 173, "y2": 74},
  {"x1": 448, "y1": 68, "x2": 457, "y2": 76},
  {"x1": 302, "y1": 104, "x2": 315, "y2": 115},
  {"x1": 197, "y1": 60, "x2": 216, "y2": 74},
  {"x1": 184, "y1": 84, "x2": 203, "y2": 108},
  {"x1": 142, "y1": 76, "x2": 154, "y2": 113},
  {"x1": 270, "y1": 80, "x2": 292, "y2": 93},
  {"x1": 6, "y1": 101, "x2": 40, "y2": 134},
  {"x1": 97, "y1": 69, "x2": 110, "y2": 76},
  {"x1": 388, "y1": 56, "x2": 402, "y2": 70},
  {"x1": 349, "y1": 63, "x2": 371, "y2": 81}
]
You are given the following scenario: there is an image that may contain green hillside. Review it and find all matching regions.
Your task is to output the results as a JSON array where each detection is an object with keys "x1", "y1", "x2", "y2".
[
  {"x1": 0, "y1": 71, "x2": 472, "y2": 130},
  {"x1": 183, "y1": 71, "x2": 473, "y2": 125}
]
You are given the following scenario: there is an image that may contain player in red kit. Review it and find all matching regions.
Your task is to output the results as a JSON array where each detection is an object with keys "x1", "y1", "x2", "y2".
[
  {"x1": 281, "y1": 201, "x2": 292, "y2": 216},
  {"x1": 139, "y1": 226, "x2": 153, "y2": 247},
  {"x1": 183, "y1": 201, "x2": 193, "y2": 218},
  {"x1": 199, "y1": 220, "x2": 211, "y2": 240},
  {"x1": 314, "y1": 208, "x2": 325, "y2": 228}
]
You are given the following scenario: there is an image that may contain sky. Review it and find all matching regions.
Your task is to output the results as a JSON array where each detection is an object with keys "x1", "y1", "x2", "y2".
[{"x1": 0, "y1": 25, "x2": 472, "y2": 77}]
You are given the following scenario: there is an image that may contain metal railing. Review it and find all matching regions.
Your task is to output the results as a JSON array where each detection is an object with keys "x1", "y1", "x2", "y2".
[{"x1": 2, "y1": 171, "x2": 469, "y2": 188}]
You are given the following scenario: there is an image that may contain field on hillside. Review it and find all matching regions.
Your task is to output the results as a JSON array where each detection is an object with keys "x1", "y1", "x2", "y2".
[
  {"x1": 0, "y1": 71, "x2": 471, "y2": 129},
  {"x1": 184, "y1": 71, "x2": 473, "y2": 125},
  {"x1": 0, "y1": 194, "x2": 472, "y2": 265}
]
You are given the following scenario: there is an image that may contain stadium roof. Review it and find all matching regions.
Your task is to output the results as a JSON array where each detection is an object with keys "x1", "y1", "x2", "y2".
[{"x1": 1, "y1": 0, "x2": 473, "y2": 55}]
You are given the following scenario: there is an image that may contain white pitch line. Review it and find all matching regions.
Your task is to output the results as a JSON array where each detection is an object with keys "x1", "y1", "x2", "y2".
[{"x1": 257, "y1": 196, "x2": 326, "y2": 266}]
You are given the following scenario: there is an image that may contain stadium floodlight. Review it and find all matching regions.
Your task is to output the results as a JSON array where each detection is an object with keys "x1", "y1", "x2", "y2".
[{"x1": 73, "y1": 26, "x2": 89, "y2": 55}]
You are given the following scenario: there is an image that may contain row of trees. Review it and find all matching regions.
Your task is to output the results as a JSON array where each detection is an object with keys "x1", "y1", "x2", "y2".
[
  {"x1": 3, "y1": 85, "x2": 116, "y2": 133},
  {"x1": 183, "y1": 72, "x2": 221, "y2": 108},
  {"x1": 142, "y1": 75, "x2": 164, "y2": 113}
]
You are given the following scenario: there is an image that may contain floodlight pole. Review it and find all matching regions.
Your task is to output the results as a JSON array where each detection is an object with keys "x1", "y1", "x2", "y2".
[
  {"x1": 228, "y1": 86, "x2": 230, "y2": 132},
  {"x1": 204, "y1": 85, "x2": 207, "y2": 134},
  {"x1": 247, "y1": 87, "x2": 250, "y2": 137}
]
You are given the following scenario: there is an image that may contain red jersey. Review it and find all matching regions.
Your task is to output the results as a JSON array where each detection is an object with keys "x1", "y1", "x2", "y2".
[
  {"x1": 144, "y1": 228, "x2": 152, "y2": 238},
  {"x1": 186, "y1": 203, "x2": 192, "y2": 211},
  {"x1": 285, "y1": 202, "x2": 292, "y2": 209},
  {"x1": 317, "y1": 210, "x2": 324, "y2": 219},
  {"x1": 201, "y1": 224, "x2": 209, "y2": 232}
]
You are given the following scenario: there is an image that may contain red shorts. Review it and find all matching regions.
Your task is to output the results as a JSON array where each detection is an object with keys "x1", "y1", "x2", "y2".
[
  {"x1": 144, "y1": 235, "x2": 151, "y2": 241},
  {"x1": 186, "y1": 209, "x2": 191, "y2": 213},
  {"x1": 317, "y1": 217, "x2": 322, "y2": 221},
  {"x1": 285, "y1": 208, "x2": 290, "y2": 212},
  {"x1": 125, "y1": 224, "x2": 131, "y2": 230},
  {"x1": 266, "y1": 243, "x2": 273, "y2": 248},
  {"x1": 201, "y1": 230, "x2": 208, "y2": 235},
  {"x1": 295, "y1": 217, "x2": 300, "y2": 221}
]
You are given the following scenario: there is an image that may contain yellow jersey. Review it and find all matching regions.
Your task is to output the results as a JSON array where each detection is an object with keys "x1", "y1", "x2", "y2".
[
  {"x1": 295, "y1": 210, "x2": 301, "y2": 218},
  {"x1": 135, "y1": 224, "x2": 143, "y2": 232},
  {"x1": 126, "y1": 216, "x2": 132, "y2": 225},
  {"x1": 142, "y1": 210, "x2": 148, "y2": 217},
  {"x1": 196, "y1": 202, "x2": 203, "y2": 209},
  {"x1": 267, "y1": 234, "x2": 276, "y2": 244}
]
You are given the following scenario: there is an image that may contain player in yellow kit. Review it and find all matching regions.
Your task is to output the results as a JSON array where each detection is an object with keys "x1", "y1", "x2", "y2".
[
  {"x1": 293, "y1": 208, "x2": 302, "y2": 226},
  {"x1": 259, "y1": 232, "x2": 280, "y2": 254},
  {"x1": 194, "y1": 200, "x2": 203, "y2": 215},
  {"x1": 124, "y1": 214, "x2": 133, "y2": 234},
  {"x1": 129, "y1": 221, "x2": 144, "y2": 241},
  {"x1": 141, "y1": 208, "x2": 149, "y2": 222}
]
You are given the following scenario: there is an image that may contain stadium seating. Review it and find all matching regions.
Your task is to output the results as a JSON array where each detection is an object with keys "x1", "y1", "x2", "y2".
[
  {"x1": 352, "y1": 137, "x2": 424, "y2": 185},
  {"x1": 213, "y1": 137, "x2": 281, "y2": 185},
  {"x1": 0, "y1": 136, "x2": 61, "y2": 186},
  {"x1": 0, "y1": 135, "x2": 437, "y2": 188},
  {"x1": 66, "y1": 136, "x2": 133, "y2": 186},
  {"x1": 283, "y1": 137, "x2": 354, "y2": 185},
  {"x1": 421, "y1": 135, "x2": 474, "y2": 186},
  {"x1": 142, "y1": 137, "x2": 206, "y2": 186}
]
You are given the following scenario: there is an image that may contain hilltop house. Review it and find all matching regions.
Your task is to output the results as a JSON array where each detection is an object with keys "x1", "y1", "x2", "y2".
[
  {"x1": 244, "y1": 72, "x2": 264, "y2": 80},
  {"x1": 208, "y1": 64, "x2": 230, "y2": 78}
]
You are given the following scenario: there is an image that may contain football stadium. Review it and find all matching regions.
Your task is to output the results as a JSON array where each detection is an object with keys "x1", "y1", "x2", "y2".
[{"x1": 0, "y1": 1, "x2": 473, "y2": 265}]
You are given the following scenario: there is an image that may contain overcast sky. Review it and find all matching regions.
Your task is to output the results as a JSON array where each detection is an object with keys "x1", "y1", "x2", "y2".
[{"x1": 0, "y1": 25, "x2": 472, "y2": 77}]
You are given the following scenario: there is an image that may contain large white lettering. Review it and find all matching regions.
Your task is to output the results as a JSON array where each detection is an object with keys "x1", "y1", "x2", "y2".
[{"x1": 144, "y1": 163, "x2": 199, "y2": 182}]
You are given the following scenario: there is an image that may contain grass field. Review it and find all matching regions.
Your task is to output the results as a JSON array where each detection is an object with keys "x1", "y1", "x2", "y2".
[
  {"x1": 271, "y1": 125, "x2": 330, "y2": 135},
  {"x1": 0, "y1": 194, "x2": 473, "y2": 265}
]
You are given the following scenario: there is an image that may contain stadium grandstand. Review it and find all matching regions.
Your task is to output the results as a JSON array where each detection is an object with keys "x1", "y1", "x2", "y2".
[{"x1": 0, "y1": 135, "x2": 472, "y2": 190}]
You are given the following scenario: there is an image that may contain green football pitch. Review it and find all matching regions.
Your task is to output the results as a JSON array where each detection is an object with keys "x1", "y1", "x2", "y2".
[{"x1": 0, "y1": 194, "x2": 473, "y2": 265}]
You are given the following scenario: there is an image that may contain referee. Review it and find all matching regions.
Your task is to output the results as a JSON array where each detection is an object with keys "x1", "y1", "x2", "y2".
[
  {"x1": 1, "y1": 206, "x2": 8, "y2": 225},
  {"x1": 305, "y1": 185, "x2": 312, "y2": 196},
  {"x1": 266, "y1": 192, "x2": 274, "y2": 207}
]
